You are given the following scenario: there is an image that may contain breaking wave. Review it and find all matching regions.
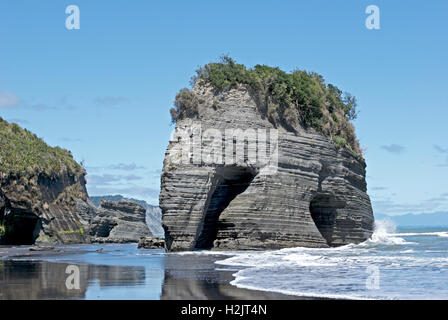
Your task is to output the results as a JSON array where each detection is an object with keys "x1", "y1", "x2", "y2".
[
  {"x1": 213, "y1": 220, "x2": 448, "y2": 299},
  {"x1": 363, "y1": 219, "x2": 416, "y2": 245}
]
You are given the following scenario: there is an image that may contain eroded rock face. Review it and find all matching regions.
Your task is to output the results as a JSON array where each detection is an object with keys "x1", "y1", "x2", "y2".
[
  {"x1": 90, "y1": 195, "x2": 164, "y2": 238},
  {"x1": 90, "y1": 200, "x2": 151, "y2": 243},
  {"x1": 0, "y1": 170, "x2": 91, "y2": 245},
  {"x1": 160, "y1": 84, "x2": 374, "y2": 251},
  {"x1": 0, "y1": 176, "x2": 152, "y2": 245}
]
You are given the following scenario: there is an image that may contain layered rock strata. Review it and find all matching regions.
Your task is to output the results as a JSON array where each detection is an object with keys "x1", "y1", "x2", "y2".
[
  {"x1": 137, "y1": 236, "x2": 165, "y2": 249},
  {"x1": 0, "y1": 119, "x2": 153, "y2": 245},
  {"x1": 0, "y1": 170, "x2": 91, "y2": 244},
  {"x1": 90, "y1": 195, "x2": 164, "y2": 238},
  {"x1": 160, "y1": 84, "x2": 374, "y2": 251},
  {"x1": 90, "y1": 200, "x2": 151, "y2": 243}
]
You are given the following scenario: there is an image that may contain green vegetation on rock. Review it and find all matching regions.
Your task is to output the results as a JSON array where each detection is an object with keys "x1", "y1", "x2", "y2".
[
  {"x1": 0, "y1": 223, "x2": 5, "y2": 237},
  {"x1": 332, "y1": 136, "x2": 347, "y2": 149},
  {"x1": 57, "y1": 227, "x2": 84, "y2": 236},
  {"x1": 170, "y1": 88, "x2": 199, "y2": 123},
  {"x1": 171, "y1": 56, "x2": 362, "y2": 157},
  {"x1": 0, "y1": 117, "x2": 83, "y2": 177}
]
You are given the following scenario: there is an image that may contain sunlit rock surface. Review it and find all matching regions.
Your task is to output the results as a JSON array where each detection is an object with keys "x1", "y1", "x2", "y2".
[{"x1": 160, "y1": 85, "x2": 374, "y2": 251}]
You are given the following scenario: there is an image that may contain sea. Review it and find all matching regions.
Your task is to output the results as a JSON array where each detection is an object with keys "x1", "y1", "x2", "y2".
[
  {"x1": 214, "y1": 220, "x2": 448, "y2": 299},
  {"x1": 1, "y1": 220, "x2": 448, "y2": 300}
]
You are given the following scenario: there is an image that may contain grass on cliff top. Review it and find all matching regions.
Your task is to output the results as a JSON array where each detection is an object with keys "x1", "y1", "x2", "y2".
[
  {"x1": 0, "y1": 117, "x2": 83, "y2": 177},
  {"x1": 170, "y1": 56, "x2": 363, "y2": 157}
]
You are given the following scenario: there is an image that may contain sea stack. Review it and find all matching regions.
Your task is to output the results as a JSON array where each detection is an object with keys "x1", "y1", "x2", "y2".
[
  {"x1": 90, "y1": 200, "x2": 151, "y2": 243},
  {"x1": 160, "y1": 57, "x2": 374, "y2": 251}
]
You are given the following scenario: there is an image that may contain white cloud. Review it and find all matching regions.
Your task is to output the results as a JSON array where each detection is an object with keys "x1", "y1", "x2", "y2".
[
  {"x1": 6, "y1": 118, "x2": 29, "y2": 125},
  {"x1": 108, "y1": 163, "x2": 146, "y2": 171},
  {"x1": 372, "y1": 192, "x2": 448, "y2": 215},
  {"x1": 87, "y1": 185, "x2": 160, "y2": 202},
  {"x1": 380, "y1": 144, "x2": 406, "y2": 154},
  {"x1": 94, "y1": 96, "x2": 129, "y2": 106},
  {"x1": 0, "y1": 91, "x2": 20, "y2": 108},
  {"x1": 434, "y1": 145, "x2": 448, "y2": 154},
  {"x1": 86, "y1": 173, "x2": 143, "y2": 185}
]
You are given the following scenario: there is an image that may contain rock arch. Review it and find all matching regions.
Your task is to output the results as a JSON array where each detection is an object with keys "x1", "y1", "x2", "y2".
[
  {"x1": 194, "y1": 166, "x2": 257, "y2": 249},
  {"x1": 309, "y1": 193, "x2": 346, "y2": 246}
]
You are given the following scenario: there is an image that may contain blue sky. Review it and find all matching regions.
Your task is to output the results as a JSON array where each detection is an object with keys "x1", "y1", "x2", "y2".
[{"x1": 0, "y1": 0, "x2": 447, "y2": 218}]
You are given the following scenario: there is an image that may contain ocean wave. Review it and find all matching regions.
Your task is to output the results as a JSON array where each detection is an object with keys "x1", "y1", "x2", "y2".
[
  {"x1": 216, "y1": 247, "x2": 448, "y2": 299},
  {"x1": 390, "y1": 231, "x2": 448, "y2": 238},
  {"x1": 362, "y1": 219, "x2": 417, "y2": 246},
  {"x1": 228, "y1": 278, "x2": 372, "y2": 300},
  {"x1": 213, "y1": 220, "x2": 448, "y2": 299}
]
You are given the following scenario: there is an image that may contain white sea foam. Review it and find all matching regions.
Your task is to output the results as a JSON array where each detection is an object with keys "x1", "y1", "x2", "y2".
[
  {"x1": 212, "y1": 221, "x2": 448, "y2": 299},
  {"x1": 391, "y1": 231, "x2": 448, "y2": 238},
  {"x1": 363, "y1": 219, "x2": 417, "y2": 245},
  {"x1": 216, "y1": 247, "x2": 448, "y2": 299},
  {"x1": 228, "y1": 279, "x2": 371, "y2": 300},
  {"x1": 168, "y1": 220, "x2": 448, "y2": 299},
  {"x1": 171, "y1": 250, "x2": 237, "y2": 256}
]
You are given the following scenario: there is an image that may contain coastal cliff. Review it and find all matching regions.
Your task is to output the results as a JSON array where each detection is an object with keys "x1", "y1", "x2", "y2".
[
  {"x1": 90, "y1": 195, "x2": 164, "y2": 238},
  {"x1": 0, "y1": 118, "x2": 90, "y2": 244},
  {"x1": 160, "y1": 58, "x2": 374, "y2": 251},
  {"x1": 90, "y1": 200, "x2": 151, "y2": 243},
  {"x1": 0, "y1": 119, "x2": 154, "y2": 245}
]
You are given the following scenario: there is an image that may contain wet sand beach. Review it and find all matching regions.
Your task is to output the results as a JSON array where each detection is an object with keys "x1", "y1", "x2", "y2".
[{"x1": 0, "y1": 244, "x2": 303, "y2": 300}]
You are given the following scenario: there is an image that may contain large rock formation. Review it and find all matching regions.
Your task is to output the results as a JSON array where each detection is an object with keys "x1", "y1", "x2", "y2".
[
  {"x1": 0, "y1": 119, "x2": 153, "y2": 245},
  {"x1": 160, "y1": 83, "x2": 374, "y2": 251},
  {"x1": 0, "y1": 118, "x2": 91, "y2": 244},
  {"x1": 0, "y1": 172, "x2": 91, "y2": 245},
  {"x1": 0, "y1": 118, "x2": 154, "y2": 244},
  {"x1": 90, "y1": 195, "x2": 164, "y2": 238},
  {"x1": 90, "y1": 200, "x2": 151, "y2": 243}
]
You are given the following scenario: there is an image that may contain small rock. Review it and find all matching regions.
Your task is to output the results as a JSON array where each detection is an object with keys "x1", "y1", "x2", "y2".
[
  {"x1": 29, "y1": 246, "x2": 55, "y2": 251},
  {"x1": 138, "y1": 236, "x2": 165, "y2": 249}
]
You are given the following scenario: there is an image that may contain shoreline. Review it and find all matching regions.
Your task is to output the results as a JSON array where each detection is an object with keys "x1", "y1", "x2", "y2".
[{"x1": 0, "y1": 244, "x2": 311, "y2": 300}]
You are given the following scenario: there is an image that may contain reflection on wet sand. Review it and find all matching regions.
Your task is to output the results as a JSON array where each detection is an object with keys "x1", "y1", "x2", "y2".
[
  {"x1": 0, "y1": 260, "x2": 145, "y2": 299},
  {"x1": 161, "y1": 273, "x2": 300, "y2": 300},
  {"x1": 161, "y1": 253, "x2": 300, "y2": 300},
  {"x1": 0, "y1": 245, "x2": 301, "y2": 300}
]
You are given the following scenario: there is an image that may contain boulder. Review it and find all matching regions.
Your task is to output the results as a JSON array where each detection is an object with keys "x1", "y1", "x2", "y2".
[
  {"x1": 137, "y1": 236, "x2": 165, "y2": 249},
  {"x1": 29, "y1": 245, "x2": 56, "y2": 251}
]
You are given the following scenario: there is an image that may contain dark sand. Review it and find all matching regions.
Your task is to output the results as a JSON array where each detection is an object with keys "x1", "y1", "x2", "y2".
[{"x1": 0, "y1": 244, "x2": 305, "y2": 300}]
